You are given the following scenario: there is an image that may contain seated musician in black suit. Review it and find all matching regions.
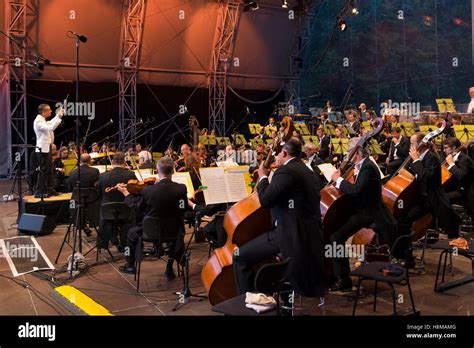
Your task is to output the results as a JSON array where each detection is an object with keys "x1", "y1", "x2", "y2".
[
  {"x1": 233, "y1": 138, "x2": 325, "y2": 298},
  {"x1": 316, "y1": 127, "x2": 330, "y2": 161},
  {"x1": 347, "y1": 111, "x2": 361, "y2": 137},
  {"x1": 330, "y1": 147, "x2": 397, "y2": 291},
  {"x1": 97, "y1": 152, "x2": 137, "y2": 251},
  {"x1": 385, "y1": 127, "x2": 410, "y2": 176},
  {"x1": 117, "y1": 157, "x2": 188, "y2": 280},
  {"x1": 398, "y1": 133, "x2": 461, "y2": 244},
  {"x1": 67, "y1": 153, "x2": 100, "y2": 190},
  {"x1": 443, "y1": 137, "x2": 474, "y2": 219},
  {"x1": 303, "y1": 142, "x2": 327, "y2": 185}
]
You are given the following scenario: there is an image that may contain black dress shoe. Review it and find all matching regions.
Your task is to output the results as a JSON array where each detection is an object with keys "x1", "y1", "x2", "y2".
[
  {"x1": 119, "y1": 265, "x2": 136, "y2": 274},
  {"x1": 329, "y1": 278, "x2": 353, "y2": 292}
]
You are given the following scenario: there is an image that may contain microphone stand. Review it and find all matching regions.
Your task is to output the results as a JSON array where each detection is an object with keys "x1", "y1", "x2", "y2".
[{"x1": 80, "y1": 120, "x2": 114, "y2": 147}]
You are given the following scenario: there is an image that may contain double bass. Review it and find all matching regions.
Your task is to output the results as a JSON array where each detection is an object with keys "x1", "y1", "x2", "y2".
[
  {"x1": 201, "y1": 116, "x2": 294, "y2": 305},
  {"x1": 320, "y1": 118, "x2": 384, "y2": 240},
  {"x1": 382, "y1": 120, "x2": 447, "y2": 239}
]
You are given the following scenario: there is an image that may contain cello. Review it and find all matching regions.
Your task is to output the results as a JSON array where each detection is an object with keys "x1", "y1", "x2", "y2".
[{"x1": 201, "y1": 116, "x2": 294, "y2": 305}]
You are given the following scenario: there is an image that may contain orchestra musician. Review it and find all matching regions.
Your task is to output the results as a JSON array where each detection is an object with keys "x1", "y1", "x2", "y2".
[
  {"x1": 385, "y1": 127, "x2": 410, "y2": 176},
  {"x1": 138, "y1": 146, "x2": 153, "y2": 168},
  {"x1": 397, "y1": 134, "x2": 461, "y2": 247},
  {"x1": 254, "y1": 126, "x2": 269, "y2": 142},
  {"x1": 233, "y1": 138, "x2": 325, "y2": 298},
  {"x1": 97, "y1": 152, "x2": 137, "y2": 252},
  {"x1": 183, "y1": 152, "x2": 202, "y2": 190},
  {"x1": 467, "y1": 86, "x2": 474, "y2": 114},
  {"x1": 443, "y1": 137, "x2": 474, "y2": 219},
  {"x1": 330, "y1": 147, "x2": 397, "y2": 291},
  {"x1": 53, "y1": 146, "x2": 70, "y2": 192},
  {"x1": 68, "y1": 153, "x2": 100, "y2": 190},
  {"x1": 347, "y1": 111, "x2": 361, "y2": 136},
  {"x1": 303, "y1": 142, "x2": 327, "y2": 185},
  {"x1": 117, "y1": 157, "x2": 187, "y2": 280},
  {"x1": 176, "y1": 144, "x2": 191, "y2": 170},
  {"x1": 316, "y1": 127, "x2": 330, "y2": 161},
  {"x1": 358, "y1": 103, "x2": 368, "y2": 121},
  {"x1": 33, "y1": 103, "x2": 64, "y2": 198}
]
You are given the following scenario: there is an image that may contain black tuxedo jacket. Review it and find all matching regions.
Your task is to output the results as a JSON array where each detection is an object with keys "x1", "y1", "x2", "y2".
[
  {"x1": 68, "y1": 164, "x2": 100, "y2": 190},
  {"x1": 98, "y1": 167, "x2": 137, "y2": 203}
]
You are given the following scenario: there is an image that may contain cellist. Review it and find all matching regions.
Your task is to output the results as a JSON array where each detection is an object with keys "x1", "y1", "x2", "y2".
[
  {"x1": 232, "y1": 138, "x2": 325, "y2": 298},
  {"x1": 397, "y1": 133, "x2": 461, "y2": 248}
]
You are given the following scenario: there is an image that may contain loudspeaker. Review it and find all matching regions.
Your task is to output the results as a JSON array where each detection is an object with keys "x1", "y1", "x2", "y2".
[{"x1": 18, "y1": 213, "x2": 56, "y2": 236}]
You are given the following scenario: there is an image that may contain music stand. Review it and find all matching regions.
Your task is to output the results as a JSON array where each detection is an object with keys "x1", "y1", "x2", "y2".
[
  {"x1": 172, "y1": 213, "x2": 207, "y2": 311},
  {"x1": 331, "y1": 138, "x2": 349, "y2": 155},
  {"x1": 248, "y1": 124, "x2": 261, "y2": 135},
  {"x1": 361, "y1": 121, "x2": 373, "y2": 131},
  {"x1": 453, "y1": 125, "x2": 474, "y2": 142},
  {"x1": 419, "y1": 125, "x2": 445, "y2": 142},
  {"x1": 232, "y1": 133, "x2": 247, "y2": 146},
  {"x1": 323, "y1": 124, "x2": 336, "y2": 136},
  {"x1": 302, "y1": 136, "x2": 320, "y2": 147},
  {"x1": 436, "y1": 98, "x2": 457, "y2": 113},
  {"x1": 367, "y1": 139, "x2": 385, "y2": 156},
  {"x1": 393, "y1": 122, "x2": 415, "y2": 137}
]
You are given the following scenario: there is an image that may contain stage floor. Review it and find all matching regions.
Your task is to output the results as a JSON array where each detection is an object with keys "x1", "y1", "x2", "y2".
[{"x1": 0, "y1": 180, "x2": 473, "y2": 316}]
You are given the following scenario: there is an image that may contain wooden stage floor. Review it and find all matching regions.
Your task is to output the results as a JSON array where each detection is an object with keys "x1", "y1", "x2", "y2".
[{"x1": 0, "y1": 179, "x2": 473, "y2": 316}]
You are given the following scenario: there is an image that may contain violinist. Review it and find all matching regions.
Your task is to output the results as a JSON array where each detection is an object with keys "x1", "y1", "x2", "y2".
[
  {"x1": 117, "y1": 157, "x2": 187, "y2": 280},
  {"x1": 138, "y1": 146, "x2": 153, "y2": 168},
  {"x1": 443, "y1": 137, "x2": 474, "y2": 219},
  {"x1": 397, "y1": 134, "x2": 461, "y2": 246},
  {"x1": 53, "y1": 146, "x2": 69, "y2": 192},
  {"x1": 97, "y1": 152, "x2": 137, "y2": 252},
  {"x1": 197, "y1": 143, "x2": 210, "y2": 167},
  {"x1": 330, "y1": 147, "x2": 397, "y2": 291},
  {"x1": 233, "y1": 138, "x2": 325, "y2": 298},
  {"x1": 67, "y1": 153, "x2": 100, "y2": 190}
]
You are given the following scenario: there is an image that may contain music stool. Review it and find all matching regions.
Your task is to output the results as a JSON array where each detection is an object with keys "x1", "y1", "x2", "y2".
[
  {"x1": 431, "y1": 240, "x2": 474, "y2": 293},
  {"x1": 212, "y1": 294, "x2": 277, "y2": 316},
  {"x1": 351, "y1": 234, "x2": 417, "y2": 316}
]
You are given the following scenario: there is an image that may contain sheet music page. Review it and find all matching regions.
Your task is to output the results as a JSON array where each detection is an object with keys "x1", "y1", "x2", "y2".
[
  {"x1": 172, "y1": 172, "x2": 194, "y2": 198},
  {"x1": 317, "y1": 163, "x2": 338, "y2": 182},
  {"x1": 199, "y1": 168, "x2": 229, "y2": 204},
  {"x1": 225, "y1": 169, "x2": 250, "y2": 202}
]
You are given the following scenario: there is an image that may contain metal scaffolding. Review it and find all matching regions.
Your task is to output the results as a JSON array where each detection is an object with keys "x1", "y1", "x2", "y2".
[
  {"x1": 208, "y1": 0, "x2": 241, "y2": 135},
  {"x1": 6, "y1": 0, "x2": 28, "y2": 177},
  {"x1": 285, "y1": 5, "x2": 316, "y2": 114},
  {"x1": 118, "y1": 0, "x2": 146, "y2": 150}
]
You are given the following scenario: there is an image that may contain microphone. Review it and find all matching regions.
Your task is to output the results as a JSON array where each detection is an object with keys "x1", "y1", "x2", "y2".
[
  {"x1": 68, "y1": 31, "x2": 88, "y2": 43},
  {"x1": 245, "y1": 106, "x2": 250, "y2": 114}
]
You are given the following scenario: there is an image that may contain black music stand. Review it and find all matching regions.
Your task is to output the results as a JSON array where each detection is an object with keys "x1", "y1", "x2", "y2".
[{"x1": 172, "y1": 212, "x2": 207, "y2": 311}]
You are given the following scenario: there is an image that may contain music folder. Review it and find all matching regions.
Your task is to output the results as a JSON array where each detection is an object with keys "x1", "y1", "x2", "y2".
[{"x1": 199, "y1": 166, "x2": 252, "y2": 205}]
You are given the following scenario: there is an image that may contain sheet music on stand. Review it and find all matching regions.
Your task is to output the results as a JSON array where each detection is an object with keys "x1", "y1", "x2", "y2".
[
  {"x1": 419, "y1": 125, "x2": 445, "y2": 142},
  {"x1": 248, "y1": 124, "x2": 261, "y2": 134},
  {"x1": 199, "y1": 166, "x2": 252, "y2": 205},
  {"x1": 453, "y1": 125, "x2": 474, "y2": 142},
  {"x1": 140, "y1": 172, "x2": 195, "y2": 199},
  {"x1": 316, "y1": 163, "x2": 338, "y2": 182},
  {"x1": 232, "y1": 133, "x2": 247, "y2": 145},
  {"x1": 436, "y1": 98, "x2": 457, "y2": 113},
  {"x1": 392, "y1": 122, "x2": 415, "y2": 137},
  {"x1": 302, "y1": 136, "x2": 320, "y2": 147},
  {"x1": 331, "y1": 138, "x2": 349, "y2": 155},
  {"x1": 323, "y1": 124, "x2": 336, "y2": 136}
]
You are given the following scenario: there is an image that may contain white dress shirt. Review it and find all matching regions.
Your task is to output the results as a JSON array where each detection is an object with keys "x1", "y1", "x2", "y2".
[
  {"x1": 33, "y1": 114, "x2": 62, "y2": 153},
  {"x1": 467, "y1": 98, "x2": 474, "y2": 114},
  {"x1": 335, "y1": 158, "x2": 366, "y2": 188},
  {"x1": 447, "y1": 151, "x2": 461, "y2": 170}
]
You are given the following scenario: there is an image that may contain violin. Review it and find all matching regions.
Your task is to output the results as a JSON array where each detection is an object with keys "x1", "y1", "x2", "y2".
[{"x1": 105, "y1": 177, "x2": 157, "y2": 195}]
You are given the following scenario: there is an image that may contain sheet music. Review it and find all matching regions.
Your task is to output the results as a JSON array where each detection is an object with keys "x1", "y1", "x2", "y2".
[
  {"x1": 317, "y1": 163, "x2": 338, "y2": 182},
  {"x1": 200, "y1": 168, "x2": 229, "y2": 204},
  {"x1": 172, "y1": 172, "x2": 194, "y2": 198},
  {"x1": 225, "y1": 170, "x2": 249, "y2": 202}
]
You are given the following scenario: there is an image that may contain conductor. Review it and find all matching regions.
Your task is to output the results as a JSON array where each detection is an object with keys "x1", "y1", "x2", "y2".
[{"x1": 33, "y1": 104, "x2": 64, "y2": 198}]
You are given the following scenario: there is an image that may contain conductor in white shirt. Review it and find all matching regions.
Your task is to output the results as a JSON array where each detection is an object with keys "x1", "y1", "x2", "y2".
[
  {"x1": 467, "y1": 86, "x2": 474, "y2": 114},
  {"x1": 33, "y1": 104, "x2": 64, "y2": 197}
]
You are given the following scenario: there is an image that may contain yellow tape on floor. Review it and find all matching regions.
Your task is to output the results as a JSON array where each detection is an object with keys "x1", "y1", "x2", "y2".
[{"x1": 55, "y1": 285, "x2": 113, "y2": 316}]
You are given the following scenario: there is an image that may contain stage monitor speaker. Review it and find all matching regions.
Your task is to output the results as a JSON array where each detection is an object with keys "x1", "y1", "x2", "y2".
[{"x1": 18, "y1": 213, "x2": 56, "y2": 236}]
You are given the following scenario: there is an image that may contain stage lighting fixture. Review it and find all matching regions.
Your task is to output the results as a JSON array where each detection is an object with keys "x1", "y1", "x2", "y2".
[
  {"x1": 338, "y1": 18, "x2": 347, "y2": 31},
  {"x1": 282, "y1": 0, "x2": 289, "y2": 9},
  {"x1": 243, "y1": 1, "x2": 259, "y2": 12},
  {"x1": 351, "y1": 7, "x2": 359, "y2": 15}
]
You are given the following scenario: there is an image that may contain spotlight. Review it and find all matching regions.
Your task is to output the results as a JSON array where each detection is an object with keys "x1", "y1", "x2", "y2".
[
  {"x1": 351, "y1": 7, "x2": 359, "y2": 15},
  {"x1": 282, "y1": 0, "x2": 289, "y2": 9},
  {"x1": 243, "y1": 1, "x2": 258, "y2": 12},
  {"x1": 338, "y1": 18, "x2": 347, "y2": 31}
]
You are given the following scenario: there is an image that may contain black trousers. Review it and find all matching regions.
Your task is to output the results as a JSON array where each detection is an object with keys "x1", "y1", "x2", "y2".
[
  {"x1": 386, "y1": 159, "x2": 404, "y2": 176},
  {"x1": 232, "y1": 229, "x2": 280, "y2": 295},
  {"x1": 34, "y1": 151, "x2": 53, "y2": 194},
  {"x1": 125, "y1": 224, "x2": 185, "y2": 267},
  {"x1": 97, "y1": 218, "x2": 132, "y2": 250},
  {"x1": 446, "y1": 190, "x2": 474, "y2": 220},
  {"x1": 329, "y1": 213, "x2": 374, "y2": 280}
]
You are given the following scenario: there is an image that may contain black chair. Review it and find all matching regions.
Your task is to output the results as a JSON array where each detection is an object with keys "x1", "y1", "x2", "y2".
[
  {"x1": 211, "y1": 257, "x2": 291, "y2": 316},
  {"x1": 351, "y1": 234, "x2": 417, "y2": 316},
  {"x1": 135, "y1": 216, "x2": 182, "y2": 292},
  {"x1": 99, "y1": 202, "x2": 131, "y2": 261}
]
